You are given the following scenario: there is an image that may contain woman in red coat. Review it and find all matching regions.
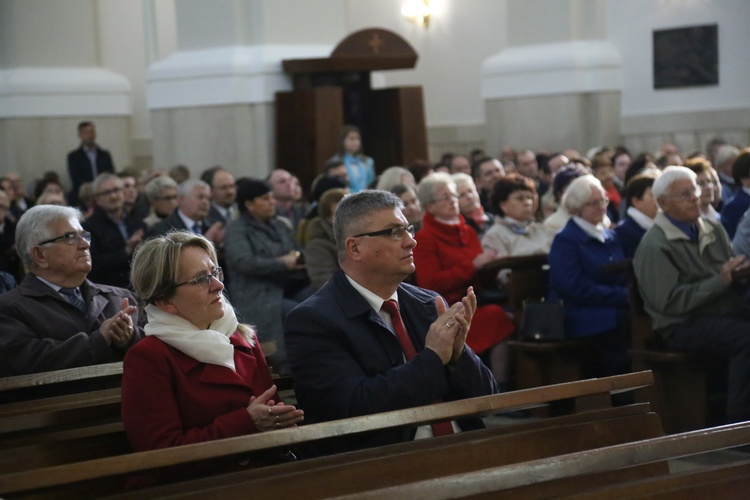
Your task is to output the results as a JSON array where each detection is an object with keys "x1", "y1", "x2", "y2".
[
  {"x1": 122, "y1": 232, "x2": 303, "y2": 485},
  {"x1": 413, "y1": 173, "x2": 515, "y2": 388}
]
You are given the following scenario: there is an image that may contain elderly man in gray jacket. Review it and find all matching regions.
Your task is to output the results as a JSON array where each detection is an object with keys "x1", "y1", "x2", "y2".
[
  {"x1": 634, "y1": 166, "x2": 750, "y2": 424},
  {"x1": 0, "y1": 205, "x2": 141, "y2": 377}
]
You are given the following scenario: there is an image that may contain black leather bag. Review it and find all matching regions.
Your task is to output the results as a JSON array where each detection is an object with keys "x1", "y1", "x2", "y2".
[{"x1": 519, "y1": 299, "x2": 565, "y2": 341}]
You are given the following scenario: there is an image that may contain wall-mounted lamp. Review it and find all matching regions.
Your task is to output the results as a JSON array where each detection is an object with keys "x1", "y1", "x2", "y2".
[{"x1": 401, "y1": 0, "x2": 432, "y2": 28}]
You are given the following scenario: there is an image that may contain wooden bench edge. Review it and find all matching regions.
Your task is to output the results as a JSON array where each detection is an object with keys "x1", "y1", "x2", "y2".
[{"x1": 0, "y1": 371, "x2": 654, "y2": 494}]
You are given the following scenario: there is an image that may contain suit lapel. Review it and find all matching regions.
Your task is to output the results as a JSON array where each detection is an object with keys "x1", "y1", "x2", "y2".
[
  {"x1": 22, "y1": 275, "x2": 83, "y2": 312},
  {"x1": 330, "y1": 270, "x2": 433, "y2": 358}
]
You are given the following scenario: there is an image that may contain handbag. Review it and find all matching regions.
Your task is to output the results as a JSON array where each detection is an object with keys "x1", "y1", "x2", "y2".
[{"x1": 519, "y1": 299, "x2": 565, "y2": 341}]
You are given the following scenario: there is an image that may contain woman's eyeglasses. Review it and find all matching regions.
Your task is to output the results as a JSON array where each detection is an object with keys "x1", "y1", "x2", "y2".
[{"x1": 175, "y1": 268, "x2": 224, "y2": 289}]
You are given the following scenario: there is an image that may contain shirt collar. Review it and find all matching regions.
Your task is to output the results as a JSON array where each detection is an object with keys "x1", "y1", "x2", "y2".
[
  {"x1": 664, "y1": 213, "x2": 697, "y2": 240},
  {"x1": 344, "y1": 273, "x2": 398, "y2": 314},
  {"x1": 35, "y1": 275, "x2": 63, "y2": 292},
  {"x1": 626, "y1": 206, "x2": 655, "y2": 230},
  {"x1": 212, "y1": 203, "x2": 230, "y2": 219},
  {"x1": 177, "y1": 209, "x2": 200, "y2": 229},
  {"x1": 572, "y1": 216, "x2": 606, "y2": 242}
]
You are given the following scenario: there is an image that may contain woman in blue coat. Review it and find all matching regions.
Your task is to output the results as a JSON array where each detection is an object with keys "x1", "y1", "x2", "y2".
[{"x1": 548, "y1": 175, "x2": 630, "y2": 381}]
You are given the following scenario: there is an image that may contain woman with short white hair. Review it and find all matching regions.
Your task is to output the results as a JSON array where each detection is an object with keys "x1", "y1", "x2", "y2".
[
  {"x1": 548, "y1": 175, "x2": 630, "y2": 385},
  {"x1": 452, "y1": 173, "x2": 494, "y2": 239},
  {"x1": 413, "y1": 173, "x2": 515, "y2": 388}
]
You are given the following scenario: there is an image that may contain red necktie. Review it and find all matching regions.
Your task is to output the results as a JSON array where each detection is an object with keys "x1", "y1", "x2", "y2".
[{"x1": 381, "y1": 300, "x2": 454, "y2": 437}]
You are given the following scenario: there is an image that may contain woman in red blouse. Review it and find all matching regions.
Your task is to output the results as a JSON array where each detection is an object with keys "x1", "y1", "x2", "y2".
[{"x1": 413, "y1": 173, "x2": 515, "y2": 388}]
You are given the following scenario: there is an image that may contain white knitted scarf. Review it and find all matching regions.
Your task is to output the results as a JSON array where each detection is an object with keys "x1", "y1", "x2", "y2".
[{"x1": 143, "y1": 301, "x2": 239, "y2": 371}]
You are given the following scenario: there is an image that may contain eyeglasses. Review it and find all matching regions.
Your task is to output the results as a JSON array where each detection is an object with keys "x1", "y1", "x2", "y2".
[
  {"x1": 96, "y1": 186, "x2": 123, "y2": 197},
  {"x1": 668, "y1": 187, "x2": 701, "y2": 201},
  {"x1": 583, "y1": 197, "x2": 610, "y2": 208},
  {"x1": 175, "y1": 267, "x2": 224, "y2": 289},
  {"x1": 38, "y1": 231, "x2": 92, "y2": 246},
  {"x1": 432, "y1": 193, "x2": 458, "y2": 203},
  {"x1": 353, "y1": 225, "x2": 416, "y2": 241},
  {"x1": 154, "y1": 194, "x2": 178, "y2": 201},
  {"x1": 508, "y1": 192, "x2": 535, "y2": 202}
]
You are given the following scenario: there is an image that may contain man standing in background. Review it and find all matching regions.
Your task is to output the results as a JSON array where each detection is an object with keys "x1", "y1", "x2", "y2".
[{"x1": 67, "y1": 122, "x2": 115, "y2": 206}]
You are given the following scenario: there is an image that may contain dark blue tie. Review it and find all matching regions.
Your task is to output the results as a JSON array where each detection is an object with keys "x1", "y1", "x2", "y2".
[
  {"x1": 59, "y1": 287, "x2": 87, "y2": 313},
  {"x1": 192, "y1": 223, "x2": 202, "y2": 234}
]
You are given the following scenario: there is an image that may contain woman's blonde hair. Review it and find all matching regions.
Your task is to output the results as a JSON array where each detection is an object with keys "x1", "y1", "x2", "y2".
[
  {"x1": 131, "y1": 231, "x2": 218, "y2": 305},
  {"x1": 130, "y1": 231, "x2": 254, "y2": 343}
]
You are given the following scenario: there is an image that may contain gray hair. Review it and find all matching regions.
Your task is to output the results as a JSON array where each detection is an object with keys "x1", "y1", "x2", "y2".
[
  {"x1": 652, "y1": 166, "x2": 697, "y2": 208},
  {"x1": 451, "y1": 172, "x2": 476, "y2": 191},
  {"x1": 16, "y1": 205, "x2": 83, "y2": 269},
  {"x1": 92, "y1": 173, "x2": 122, "y2": 195},
  {"x1": 333, "y1": 190, "x2": 404, "y2": 262},
  {"x1": 715, "y1": 144, "x2": 740, "y2": 168},
  {"x1": 144, "y1": 175, "x2": 178, "y2": 203},
  {"x1": 375, "y1": 166, "x2": 414, "y2": 191},
  {"x1": 178, "y1": 179, "x2": 210, "y2": 197},
  {"x1": 417, "y1": 172, "x2": 455, "y2": 209},
  {"x1": 561, "y1": 175, "x2": 605, "y2": 214}
]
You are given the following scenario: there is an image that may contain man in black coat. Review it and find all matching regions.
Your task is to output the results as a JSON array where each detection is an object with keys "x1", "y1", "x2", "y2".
[
  {"x1": 285, "y1": 190, "x2": 498, "y2": 455},
  {"x1": 83, "y1": 174, "x2": 145, "y2": 288},
  {"x1": 67, "y1": 121, "x2": 114, "y2": 206}
]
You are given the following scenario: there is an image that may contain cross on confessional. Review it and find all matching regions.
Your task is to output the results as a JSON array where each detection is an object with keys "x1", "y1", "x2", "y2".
[{"x1": 368, "y1": 33, "x2": 384, "y2": 54}]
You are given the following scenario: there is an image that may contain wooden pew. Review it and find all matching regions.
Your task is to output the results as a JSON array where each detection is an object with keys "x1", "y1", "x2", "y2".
[
  {"x1": 626, "y1": 261, "x2": 725, "y2": 433},
  {"x1": 0, "y1": 362, "x2": 292, "y2": 399},
  {"x1": 478, "y1": 254, "x2": 595, "y2": 409},
  {"x1": 0, "y1": 371, "x2": 654, "y2": 498},
  {"x1": 112, "y1": 403, "x2": 665, "y2": 499},
  {"x1": 0, "y1": 362, "x2": 123, "y2": 404},
  {"x1": 0, "y1": 375, "x2": 289, "y2": 473},
  {"x1": 565, "y1": 459, "x2": 750, "y2": 499},
  {"x1": 0, "y1": 387, "x2": 121, "y2": 436},
  {"x1": 341, "y1": 421, "x2": 750, "y2": 499}
]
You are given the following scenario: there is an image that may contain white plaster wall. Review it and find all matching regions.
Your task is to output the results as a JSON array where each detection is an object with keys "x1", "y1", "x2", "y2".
[
  {"x1": 98, "y1": 0, "x2": 150, "y2": 155},
  {"x1": 344, "y1": 0, "x2": 507, "y2": 127},
  {"x1": 0, "y1": 0, "x2": 98, "y2": 67},
  {"x1": 607, "y1": 0, "x2": 750, "y2": 117}
]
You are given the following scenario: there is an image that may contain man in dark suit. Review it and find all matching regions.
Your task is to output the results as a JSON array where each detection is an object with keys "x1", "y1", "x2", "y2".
[
  {"x1": 284, "y1": 190, "x2": 498, "y2": 455},
  {"x1": 67, "y1": 121, "x2": 115, "y2": 206},
  {"x1": 0, "y1": 205, "x2": 140, "y2": 377},
  {"x1": 147, "y1": 179, "x2": 224, "y2": 247},
  {"x1": 83, "y1": 174, "x2": 146, "y2": 288},
  {"x1": 200, "y1": 166, "x2": 238, "y2": 227}
]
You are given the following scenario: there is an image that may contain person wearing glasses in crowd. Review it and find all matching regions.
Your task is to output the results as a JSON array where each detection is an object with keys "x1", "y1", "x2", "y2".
[
  {"x1": 83, "y1": 173, "x2": 146, "y2": 288},
  {"x1": 285, "y1": 190, "x2": 498, "y2": 455},
  {"x1": 0, "y1": 205, "x2": 140, "y2": 377},
  {"x1": 412, "y1": 173, "x2": 515, "y2": 388},
  {"x1": 121, "y1": 231, "x2": 303, "y2": 485},
  {"x1": 142, "y1": 175, "x2": 179, "y2": 228},
  {"x1": 634, "y1": 166, "x2": 750, "y2": 423},
  {"x1": 548, "y1": 175, "x2": 631, "y2": 389}
]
